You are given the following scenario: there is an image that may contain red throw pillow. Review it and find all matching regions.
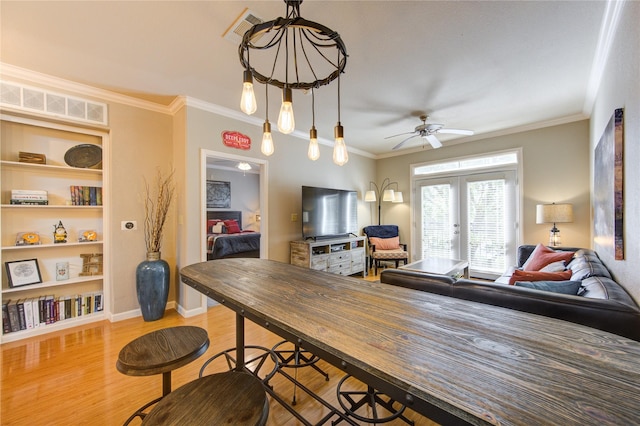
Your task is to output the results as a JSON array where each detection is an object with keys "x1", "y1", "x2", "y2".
[
  {"x1": 369, "y1": 236, "x2": 400, "y2": 250},
  {"x1": 223, "y1": 219, "x2": 241, "y2": 234},
  {"x1": 508, "y1": 269, "x2": 572, "y2": 285},
  {"x1": 522, "y1": 244, "x2": 575, "y2": 271}
]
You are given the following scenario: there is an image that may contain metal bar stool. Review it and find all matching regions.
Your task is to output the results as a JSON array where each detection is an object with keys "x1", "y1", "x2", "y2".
[
  {"x1": 116, "y1": 326, "x2": 210, "y2": 425},
  {"x1": 271, "y1": 339, "x2": 330, "y2": 405},
  {"x1": 333, "y1": 374, "x2": 414, "y2": 425},
  {"x1": 141, "y1": 370, "x2": 269, "y2": 425}
]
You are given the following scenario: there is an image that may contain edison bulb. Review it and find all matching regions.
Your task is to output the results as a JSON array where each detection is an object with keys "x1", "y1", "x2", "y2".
[
  {"x1": 333, "y1": 124, "x2": 348, "y2": 166},
  {"x1": 277, "y1": 87, "x2": 295, "y2": 134},
  {"x1": 261, "y1": 121, "x2": 274, "y2": 156},
  {"x1": 240, "y1": 70, "x2": 257, "y2": 115},
  {"x1": 308, "y1": 127, "x2": 320, "y2": 161}
]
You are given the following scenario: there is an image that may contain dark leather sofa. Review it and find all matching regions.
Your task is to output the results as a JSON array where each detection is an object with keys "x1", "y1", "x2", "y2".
[{"x1": 380, "y1": 245, "x2": 640, "y2": 341}]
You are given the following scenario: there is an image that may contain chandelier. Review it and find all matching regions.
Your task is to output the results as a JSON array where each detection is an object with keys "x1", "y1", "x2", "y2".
[{"x1": 238, "y1": 0, "x2": 349, "y2": 165}]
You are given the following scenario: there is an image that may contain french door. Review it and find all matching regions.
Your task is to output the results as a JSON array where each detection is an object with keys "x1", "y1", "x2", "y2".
[{"x1": 415, "y1": 171, "x2": 517, "y2": 279}]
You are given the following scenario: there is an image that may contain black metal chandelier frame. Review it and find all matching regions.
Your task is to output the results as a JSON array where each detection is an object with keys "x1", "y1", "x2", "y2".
[{"x1": 239, "y1": 0, "x2": 348, "y2": 91}]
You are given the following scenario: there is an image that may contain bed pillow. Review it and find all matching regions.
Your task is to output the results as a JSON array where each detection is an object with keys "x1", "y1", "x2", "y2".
[
  {"x1": 369, "y1": 236, "x2": 400, "y2": 250},
  {"x1": 522, "y1": 244, "x2": 575, "y2": 271},
  {"x1": 223, "y1": 219, "x2": 241, "y2": 234},
  {"x1": 207, "y1": 219, "x2": 222, "y2": 232},
  {"x1": 514, "y1": 280, "x2": 582, "y2": 295},
  {"x1": 508, "y1": 269, "x2": 572, "y2": 285},
  {"x1": 211, "y1": 222, "x2": 225, "y2": 234}
]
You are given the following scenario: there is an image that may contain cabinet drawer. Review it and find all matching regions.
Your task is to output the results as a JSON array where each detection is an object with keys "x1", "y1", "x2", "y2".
[
  {"x1": 328, "y1": 260, "x2": 351, "y2": 274},
  {"x1": 329, "y1": 251, "x2": 351, "y2": 264}
]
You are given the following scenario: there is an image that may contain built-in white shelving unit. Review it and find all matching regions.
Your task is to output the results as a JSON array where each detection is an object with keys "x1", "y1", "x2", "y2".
[{"x1": 1, "y1": 113, "x2": 109, "y2": 343}]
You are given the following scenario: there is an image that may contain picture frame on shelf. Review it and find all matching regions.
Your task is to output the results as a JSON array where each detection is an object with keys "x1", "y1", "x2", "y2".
[
  {"x1": 15, "y1": 232, "x2": 42, "y2": 246},
  {"x1": 5, "y1": 259, "x2": 43, "y2": 288}
]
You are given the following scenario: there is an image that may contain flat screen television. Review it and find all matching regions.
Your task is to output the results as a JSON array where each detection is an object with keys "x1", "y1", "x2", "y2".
[{"x1": 302, "y1": 186, "x2": 358, "y2": 240}]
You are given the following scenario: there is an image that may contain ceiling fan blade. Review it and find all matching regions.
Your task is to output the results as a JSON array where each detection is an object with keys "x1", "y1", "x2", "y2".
[
  {"x1": 425, "y1": 134, "x2": 443, "y2": 149},
  {"x1": 384, "y1": 131, "x2": 415, "y2": 140},
  {"x1": 392, "y1": 134, "x2": 419, "y2": 150},
  {"x1": 438, "y1": 128, "x2": 474, "y2": 135}
]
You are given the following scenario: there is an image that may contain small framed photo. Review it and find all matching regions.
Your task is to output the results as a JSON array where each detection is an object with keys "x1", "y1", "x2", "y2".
[{"x1": 5, "y1": 259, "x2": 43, "y2": 288}]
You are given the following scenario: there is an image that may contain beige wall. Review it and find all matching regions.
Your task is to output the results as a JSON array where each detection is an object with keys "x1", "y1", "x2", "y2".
[
  {"x1": 108, "y1": 102, "x2": 176, "y2": 314},
  {"x1": 376, "y1": 120, "x2": 592, "y2": 254},
  {"x1": 589, "y1": 1, "x2": 639, "y2": 302}
]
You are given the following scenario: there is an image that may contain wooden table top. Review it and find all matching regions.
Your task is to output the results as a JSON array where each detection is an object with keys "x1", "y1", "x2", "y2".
[
  {"x1": 180, "y1": 259, "x2": 640, "y2": 426},
  {"x1": 116, "y1": 326, "x2": 210, "y2": 377}
]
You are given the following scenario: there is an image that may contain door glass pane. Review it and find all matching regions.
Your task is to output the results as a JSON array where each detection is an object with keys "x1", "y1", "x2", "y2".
[
  {"x1": 466, "y1": 178, "x2": 506, "y2": 274},
  {"x1": 420, "y1": 184, "x2": 453, "y2": 259}
]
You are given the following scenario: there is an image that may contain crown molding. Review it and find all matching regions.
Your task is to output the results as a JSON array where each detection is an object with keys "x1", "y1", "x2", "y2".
[
  {"x1": 174, "y1": 96, "x2": 375, "y2": 159},
  {"x1": 0, "y1": 63, "x2": 172, "y2": 114},
  {"x1": 0, "y1": 63, "x2": 375, "y2": 159}
]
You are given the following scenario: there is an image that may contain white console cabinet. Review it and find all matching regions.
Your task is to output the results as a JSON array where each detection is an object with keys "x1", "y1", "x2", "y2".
[{"x1": 290, "y1": 236, "x2": 366, "y2": 277}]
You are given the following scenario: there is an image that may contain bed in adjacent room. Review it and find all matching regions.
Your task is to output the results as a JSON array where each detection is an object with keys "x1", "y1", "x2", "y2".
[{"x1": 206, "y1": 210, "x2": 260, "y2": 260}]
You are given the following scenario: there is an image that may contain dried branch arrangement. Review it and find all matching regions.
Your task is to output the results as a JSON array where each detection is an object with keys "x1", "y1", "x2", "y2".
[{"x1": 143, "y1": 168, "x2": 175, "y2": 254}]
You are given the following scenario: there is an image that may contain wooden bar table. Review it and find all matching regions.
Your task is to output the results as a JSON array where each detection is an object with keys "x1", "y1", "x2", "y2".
[{"x1": 180, "y1": 258, "x2": 640, "y2": 426}]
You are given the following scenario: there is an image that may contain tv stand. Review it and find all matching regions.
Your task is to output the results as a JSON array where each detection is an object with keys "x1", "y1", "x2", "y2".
[{"x1": 290, "y1": 236, "x2": 366, "y2": 277}]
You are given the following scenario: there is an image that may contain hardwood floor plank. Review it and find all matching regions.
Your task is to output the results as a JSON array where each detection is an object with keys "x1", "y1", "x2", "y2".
[{"x1": 2, "y1": 306, "x2": 436, "y2": 425}]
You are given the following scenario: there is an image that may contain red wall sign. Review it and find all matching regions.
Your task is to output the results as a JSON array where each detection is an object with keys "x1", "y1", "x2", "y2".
[{"x1": 221, "y1": 131, "x2": 251, "y2": 150}]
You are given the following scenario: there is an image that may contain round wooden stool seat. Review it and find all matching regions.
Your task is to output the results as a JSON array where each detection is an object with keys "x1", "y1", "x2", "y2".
[
  {"x1": 142, "y1": 371, "x2": 269, "y2": 425},
  {"x1": 116, "y1": 326, "x2": 210, "y2": 424}
]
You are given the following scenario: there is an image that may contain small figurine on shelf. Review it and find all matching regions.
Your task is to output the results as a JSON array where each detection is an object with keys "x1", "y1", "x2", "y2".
[{"x1": 53, "y1": 220, "x2": 68, "y2": 243}]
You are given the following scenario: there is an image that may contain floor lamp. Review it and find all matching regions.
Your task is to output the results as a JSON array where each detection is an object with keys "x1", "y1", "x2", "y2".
[{"x1": 365, "y1": 178, "x2": 403, "y2": 225}]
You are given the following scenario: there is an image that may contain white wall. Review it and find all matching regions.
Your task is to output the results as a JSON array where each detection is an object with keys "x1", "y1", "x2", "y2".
[{"x1": 590, "y1": 0, "x2": 640, "y2": 302}]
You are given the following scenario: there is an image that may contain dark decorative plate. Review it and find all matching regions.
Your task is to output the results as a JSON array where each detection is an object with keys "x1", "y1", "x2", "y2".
[{"x1": 64, "y1": 144, "x2": 102, "y2": 168}]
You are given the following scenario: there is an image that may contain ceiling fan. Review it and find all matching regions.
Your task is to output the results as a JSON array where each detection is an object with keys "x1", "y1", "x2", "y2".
[{"x1": 385, "y1": 115, "x2": 474, "y2": 150}]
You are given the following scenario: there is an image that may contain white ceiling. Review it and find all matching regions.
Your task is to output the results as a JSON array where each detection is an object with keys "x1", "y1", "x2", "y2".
[{"x1": 1, "y1": 1, "x2": 612, "y2": 157}]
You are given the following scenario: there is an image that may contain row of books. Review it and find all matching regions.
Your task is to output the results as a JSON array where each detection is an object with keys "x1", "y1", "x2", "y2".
[
  {"x1": 2, "y1": 292, "x2": 104, "y2": 334},
  {"x1": 70, "y1": 186, "x2": 103, "y2": 206},
  {"x1": 10, "y1": 189, "x2": 48, "y2": 205}
]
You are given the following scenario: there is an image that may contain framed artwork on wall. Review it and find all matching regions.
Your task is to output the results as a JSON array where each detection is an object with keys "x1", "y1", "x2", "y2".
[
  {"x1": 207, "y1": 180, "x2": 231, "y2": 209},
  {"x1": 594, "y1": 108, "x2": 624, "y2": 260}
]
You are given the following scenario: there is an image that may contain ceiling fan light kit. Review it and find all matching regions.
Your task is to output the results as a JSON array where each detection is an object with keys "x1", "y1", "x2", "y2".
[
  {"x1": 387, "y1": 115, "x2": 474, "y2": 151},
  {"x1": 238, "y1": 0, "x2": 349, "y2": 165}
]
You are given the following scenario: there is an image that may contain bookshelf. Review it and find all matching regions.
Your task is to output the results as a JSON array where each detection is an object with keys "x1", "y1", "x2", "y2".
[{"x1": 1, "y1": 113, "x2": 109, "y2": 343}]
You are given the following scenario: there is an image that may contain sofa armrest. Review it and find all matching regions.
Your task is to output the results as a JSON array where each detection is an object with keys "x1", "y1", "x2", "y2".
[{"x1": 380, "y1": 269, "x2": 455, "y2": 296}]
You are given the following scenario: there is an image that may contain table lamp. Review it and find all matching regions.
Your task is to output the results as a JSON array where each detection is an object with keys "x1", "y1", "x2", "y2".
[{"x1": 536, "y1": 203, "x2": 573, "y2": 247}]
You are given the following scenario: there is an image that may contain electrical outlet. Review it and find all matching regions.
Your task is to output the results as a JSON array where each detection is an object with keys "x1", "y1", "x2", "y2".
[{"x1": 121, "y1": 220, "x2": 138, "y2": 231}]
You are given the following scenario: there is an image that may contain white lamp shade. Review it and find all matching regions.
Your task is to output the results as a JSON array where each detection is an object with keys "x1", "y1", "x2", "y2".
[
  {"x1": 536, "y1": 203, "x2": 574, "y2": 224},
  {"x1": 364, "y1": 190, "x2": 376, "y2": 202},
  {"x1": 392, "y1": 192, "x2": 403, "y2": 203},
  {"x1": 382, "y1": 189, "x2": 395, "y2": 202}
]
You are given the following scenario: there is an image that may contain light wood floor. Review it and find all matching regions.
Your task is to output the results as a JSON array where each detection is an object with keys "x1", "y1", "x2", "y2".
[{"x1": 2, "y1": 286, "x2": 438, "y2": 425}]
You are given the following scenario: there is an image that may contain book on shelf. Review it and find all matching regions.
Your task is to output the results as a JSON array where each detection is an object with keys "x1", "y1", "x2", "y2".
[
  {"x1": 2, "y1": 290, "x2": 105, "y2": 334},
  {"x1": 24, "y1": 298, "x2": 34, "y2": 330},
  {"x1": 7, "y1": 300, "x2": 20, "y2": 333},
  {"x1": 2, "y1": 301, "x2": 11, "y2": 334},
  {"x1": 70, "y1": 186, "x2": 103, "y2": 206},
  {"x1": 10, "y1": 199, "x2": 49, "y2": 205},
  {"x1": 16, "y1": 299, "x2": 27, "y2": 330}
]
